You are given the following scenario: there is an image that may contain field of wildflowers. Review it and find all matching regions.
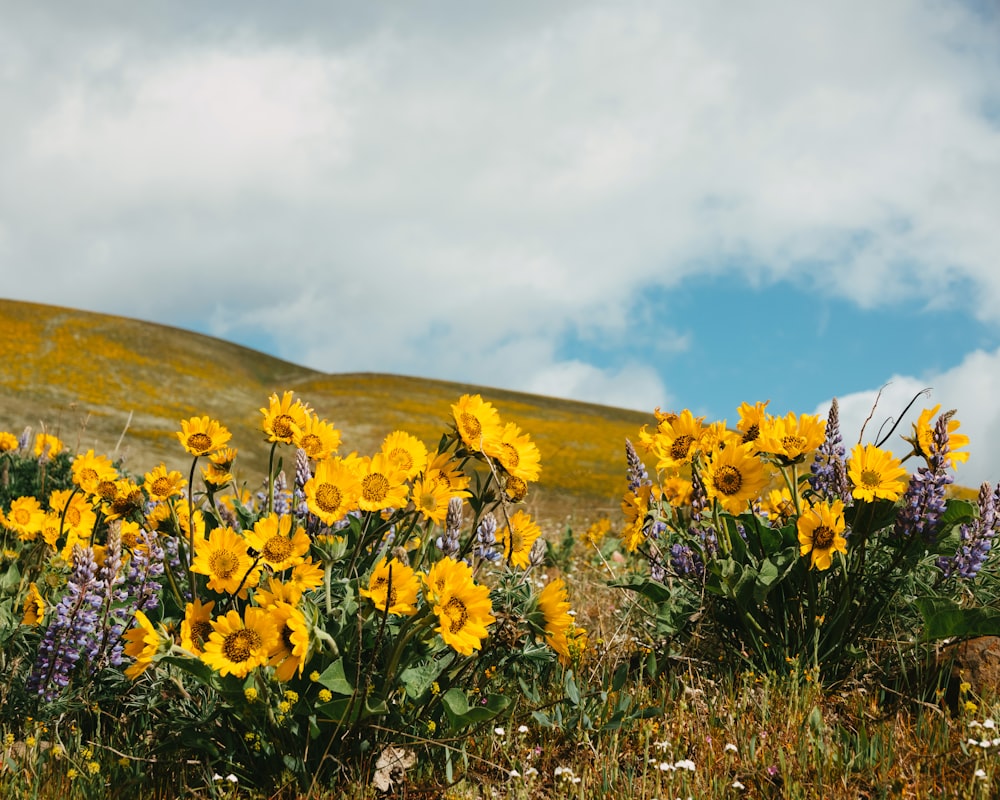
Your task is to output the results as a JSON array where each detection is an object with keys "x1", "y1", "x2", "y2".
[{"x1": 3, "y1": 300, "x2": 1000, "y2": 798}]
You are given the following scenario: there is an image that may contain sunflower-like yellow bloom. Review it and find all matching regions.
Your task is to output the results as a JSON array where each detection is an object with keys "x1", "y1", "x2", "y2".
[
  {"x1": 702, "y1": 444, "x2": 770, "y2": 515},
  {"x1": 651, "y1": 409, "x2": 706, "y2": 472},
  {"x1": 425, "y1": 451, "x2": 472, "y2": 497},
  {"x1": 268, "y1": 601, "x2": 311, "y2": 681},
  {"x1": 39, "y1": 512, "x2": 62, "y2": 548},
  {"x1": 6, "y1": 496, "x2": 45, "y2": 540},
  {"x1": 432, "y1": 565, "x2": 495, "y2": 656},
  {"x1": 304, "y1": 457, "x2": 362, "y2": 524},
  {"x1": 620, "y1": 484, "x2": 653, "y2": 553},
  {"x1": 177, "y1": 416, "x2": 232, "y2": 456},
  {"x1": 761, "y1": 487, "x2": 796, "y2": 526},
  {"x1": 360, "y1": 557, "x2": 421, "y2": 616},
  {"x1": 411, "y1": 474, "x2": 454, "y2": 525},
  {"x1": 260, "y1": 391, "x2": 310, "y2": 444},
  {"x1": 244, "y1": 513, "x2": 310, "y2": 572},
  {"x1": 201, "y1": 607, "x2": 278, "y2": 678},
  {"x1": 380, "y1": 431, "x2": 429, "y2": 480},
  {"x1": 255, "y1": 575, "x2": 304, "y2": 608},
  {"x1": 34, "y1": 433, "x2": 63, "y2": 460},
  {"x1": 358, "y1": 453, "x2": 409, "y2": 512},
  {"x1": 499, "y1": 510, "x2": 541, "y2": 569},
  {"x1": 191, "y1": 526, "x2": 260, "y2": 596},
  {"x1": 537, "y1": 578, "x2": 573, "y2": 664},
  {"x1": 910, "y1": 405, "x2": 970, "y2": 470},
  {"x1": 289, "y1": 559, "x2": 325, "y2": 593},
  {"x1": 102, "y1": 478, "x2": 145, "y2": 521},
  {"x1": 484, "y1": 422, "x2": 542, "y2": 483},
  {"x1": 848, "y1": 444, "x2": 908, "y2": 503},
  {"x1": 180, "y1": 598, "x2": 215, "y2": 655},
  {"x1": 296, "y1": 414, "x2": 341, "y2": 460},
  {"x1": 423, "y1": 556, "x2": 465, "y2": 606},
  {"x1": 0, "y1": 431, "x2": 19, "y2": 452},
  {"x1": 22, "y1": 582, "x2": 45, "y2": 625},
  {"x1": 143, "y1": 464, "x2": 187, "y2": 502},
  {"x1": 47, "y1": 489, "x2": 97, "y2": 538},
  {"x1": 123, "y1": 610, "x2": 165, "y2": 679},
  {"x1": 452, "y1": 394, "x2": 503, "y2": 452},
  {"x1": 736, "y1": 401, "x2": 771, "y2": 445},
  {"x1": 71, "y1": 450, "x2": 119, "y2": 495},
  {"x1": 798, "y1": 499, "x2": 847, "y2": 570},
  {"x1": 755, "y1": 412, "x2": 826, "y2": 463},
  {"x1": 661, "y1": 475, "x2": 693, "y2": 508}
]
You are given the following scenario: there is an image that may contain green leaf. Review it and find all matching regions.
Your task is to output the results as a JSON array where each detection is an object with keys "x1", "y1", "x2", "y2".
[
  {"x1": 609, "y1": 577, "x2": 675, "y2": 604},
  {"x1": 317, "y1": 658, "x2": 354, "y2": 695},
  {"x1": 399, "y1": 660, "x2": 442, "y2": 699},
  {"x1": 442, "y1": 688, "x2": 511, "y2": 727},
  {"x1": 564, "y1": 671, "x2": 580, "y2": 706},
  {"x1": 0, "y1": 563, "x2": 21, "y2": 593},
  {"x1": 916, "y1": 597, "x2": 1000, "y2": 641},
  {"x1": 159, "y1": 655, "x2": 219, "y2": 687}
]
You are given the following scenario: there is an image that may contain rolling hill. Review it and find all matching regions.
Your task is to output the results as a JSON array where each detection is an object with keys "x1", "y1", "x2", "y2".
[{"x1": 0, "y1": 298, "x2": 652, "y2": 526}]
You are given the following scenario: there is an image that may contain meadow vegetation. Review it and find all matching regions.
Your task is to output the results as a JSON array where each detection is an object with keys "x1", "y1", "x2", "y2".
[{"x1": 2, "y1": 300, "x2": 1000, "y2": 799}]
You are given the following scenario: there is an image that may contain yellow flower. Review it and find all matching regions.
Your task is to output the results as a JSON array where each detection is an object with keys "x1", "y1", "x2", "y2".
[
  {"x1": 177, "y1": 416, "x2": 232, "y2": 456},
  {"x1": 451, "y1": 394, "x2": 503, "y2": 452},
  {"x1": 33, "y1": 433, "x2": 63, "y2": 460},
  {"x1": 360, "y1": 557, "x2": 421, "y2": 616},
  {"x1": 499, "y1": 510, "x2": 542, "y2": 569},
  {"x1": 102, "y1": 478, "x2": 145, "y2": 521},
  {"x1": 191, "y1": 526, "x2": 260, "y2": 596},
  {"x1": 423, "y1": 556, "x2": 466, "y2": 606},
  {"x1": 736, "y1": 401, "x2": 771, "y2": 445},
  {"x1": 620, "y1": 485, "x2": 652, "y2": 553},
  {"x1": 755, "y1": 412, "x2": 826, "y2": 463},
  {"x1": 848, "y1": 444, "x2": 908, "y2": 502},
  {"x1": 380, "y1": 430, "x2": 429, "y2": 480},
  {"x1": 483, "y1": 422, "x2": 542, "y2": 483},
  {"x1": 143, "y1": 464, "x2": 186, "y2": 502},
  {"x1": 432, "y1": 565, "x2": 495, "y2": 656},
  {"x1": 537, "y1": 578, "x2": 573, "y2": 664},
  {"x1": 123, "y1": 610, "x2": 165, "y2": 679},
  {"x1": 289, "y1": 559, "x2": 325, "y2": 593},
  {"x1": 762, "y1": 487, "x2": 796, "y2": 525},
  {"x1": 583, "y1": 518, "x2": 611, "y2": 548},
  {"x1": 180, "y1": 598, "x2": 215, "y2": 655},
  {"x1": 661, "y1": 475, "x2": 693, "y2": 508},
  {"x1": 358, "y1": 453, "x2": 409, "y2": 512},
  {"x1": 260, "y1": 391, "x2": 310, "y2": 444},
  {"x1": 411, "y1": 473, "x2": 454, "y2": 525},
  {"x1": 22, "y1": 582, "x2": 45, "y2": 625},
  {"x1": 702, "y1": 443, "x2": 770, "y2": 515},
  {"x1": 318, "y1": 688, "x2": 332, "y2": 702},
  {"x1": 244, "y1": 513, "x2": 310, "y2": 572},
  {"x1": 254, "y1": 575, "x2": 304, "y2": 609},
  {"x1": 304, "y1": 457, "x2": 362, "y2": 525},
  {"x1": 295, "y1": 414, "x2": 341, "y2": 460},
  {"x1": 650, "y1": 409, "x2": 706, "y2": 471},
  {"x1": 911, "y1": 405, "x2": 970, "y2": 470},
  {"x1": 244, "y1": 687, "x2": 258, "y2": 702},
  {"x1": 6, "y1": 496, "x2": 45, "y2": 540},
  {"x1": 47, "y1": 489, "x2": 97, "y2": 538},
  {"x1": 0, "y1": 431, "x2": 19, "y2": 451},
  {"x1": 39, "y1": 512, "x2": 62, "y2": 548},
  {"x1": 424, "y1": 451, "x2": 472, "y2": 498},
  {"x1": 797, "y1": 499, "x2": 847, "y2": 570},
  {"x1": 71, "y1": 450, "x2": 118, "y2": 495},
  {"x1": 268, "y1": 601, "x2": 311, "y2": 681},
  {"x1": 201, "y1": 607, "x2": 278, "y2": 678}
]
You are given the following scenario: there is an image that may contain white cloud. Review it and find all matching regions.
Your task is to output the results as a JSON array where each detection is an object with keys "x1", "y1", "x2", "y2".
[
  {"x1": 0, "y1": 1, "x2": 998, "y2": 408},
  {"x1": 821, "y1": 347, "x2": 1000, "y2": 486}
]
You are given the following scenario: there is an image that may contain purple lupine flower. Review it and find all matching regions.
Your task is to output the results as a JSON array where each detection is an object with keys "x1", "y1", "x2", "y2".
[
  {"x1": 809, "y1": 398, "x2": 851, "y2": 502},
  {"x1": 28, "y1": 545, "x2": 102, "y2": 700},
  {"x1": 125, "y1": 528, "x2": 165, "y2": 613},
  {"x1": 648, "y1": 543, "x2": 666, "y2": 582},
  {"x1": 272, "y1": 471, "x2": 290, "y2": 516},
  {"x1": 895, "y1": 412, "x2": 952, "y2": 542},
  {"x1": 625, "y1": 438, "x2": 651, "y2": 494},
  {"x1": 938, "y1": 482, "x2": 999, "y2": 580},
  {"x1": 293, "y1": 448, "x2": 312, "y2": 519},
  {"x1": 474, "y1": 513, "x2": 501, "y2": 563},
  {"x1": 669, "y1": 542, "x2": 702, "y2": 578},
  {"x1": 435, "y1": 497, "x2": 463, "y2": 557}
]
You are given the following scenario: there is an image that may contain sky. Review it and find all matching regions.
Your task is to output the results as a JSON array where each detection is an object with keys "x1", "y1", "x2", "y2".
[{"x1": 2, "y1": 1, "x2": 1000, "y2": 482}]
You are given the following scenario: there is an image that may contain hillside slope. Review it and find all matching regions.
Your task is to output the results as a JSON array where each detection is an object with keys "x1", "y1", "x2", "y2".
[{"x1": 0, "y1": 298, "x2": 651, "y2": 523}]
